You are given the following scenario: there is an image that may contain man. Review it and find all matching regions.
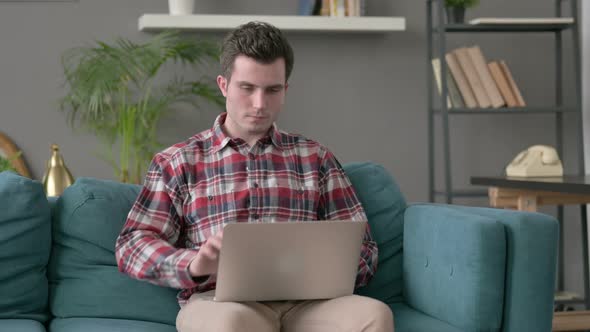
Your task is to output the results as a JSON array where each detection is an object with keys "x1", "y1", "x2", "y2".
[{"x1": 116, "y1": 21, "x2": 394, "y2": 332}]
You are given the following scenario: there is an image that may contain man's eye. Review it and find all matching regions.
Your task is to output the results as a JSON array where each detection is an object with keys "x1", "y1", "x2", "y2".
[
  {"x1": 240, "y1": 85, "x2": 254, "y2": 91},
  {"x1": 268, "y1": 88, "x2": 282, "y2": 93}
]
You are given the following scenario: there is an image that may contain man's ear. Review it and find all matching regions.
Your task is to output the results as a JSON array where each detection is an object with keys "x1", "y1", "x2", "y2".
[
  {"x1": 284, "y1": 82, "x2": 289, "y2": 93},
  {"x1": 217, "y1": 75, "x2": 228, "y2": 97}
]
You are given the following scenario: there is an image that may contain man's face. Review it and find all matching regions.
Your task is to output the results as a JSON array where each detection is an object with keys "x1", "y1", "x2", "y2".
[{"x1": 217, "y1": 55, "x2": 288, "y2": 142}]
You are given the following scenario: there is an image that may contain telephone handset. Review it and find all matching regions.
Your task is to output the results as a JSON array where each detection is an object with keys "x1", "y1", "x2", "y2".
[{"x1": 505, "y1": 145, "x2": 563, "y2": 177}]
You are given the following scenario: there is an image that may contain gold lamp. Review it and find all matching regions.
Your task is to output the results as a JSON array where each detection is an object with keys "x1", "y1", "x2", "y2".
[{"x1": 42, "y1": 144, "x2": 74, "y2": 197}]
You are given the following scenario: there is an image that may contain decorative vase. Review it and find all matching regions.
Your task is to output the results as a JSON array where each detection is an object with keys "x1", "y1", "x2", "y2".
[
  {"x1": 168, "y1": 0, "x2": 195, "y2": 15},
  {"x1": 445, "y1": 6, "x2": 466, "y2": 24},
  {"x1": 42, "y1": 144, "x2": 74, "y2": 197}
]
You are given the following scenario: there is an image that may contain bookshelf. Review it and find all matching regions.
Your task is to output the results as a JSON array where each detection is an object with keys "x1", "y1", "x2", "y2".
[
  {"x1": 138, "y1": 14, "x2": 406, "y2": 33},
  {"x1": 427, "y1": 0, "x2": 585, "y2": 329},
  {"x1": 426, "y1": 0, "x2": 583, "y2": 204}
]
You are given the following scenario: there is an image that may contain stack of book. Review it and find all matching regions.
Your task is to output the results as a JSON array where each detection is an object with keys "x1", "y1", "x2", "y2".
[
  {"x1": 298, "y1": 0, "x2": 366, "y2": 17},
  {"x1": 432, "y1": 45, "x2": 526, "y2": 109}
]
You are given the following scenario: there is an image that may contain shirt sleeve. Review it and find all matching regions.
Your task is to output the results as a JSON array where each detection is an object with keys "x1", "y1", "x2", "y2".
[
  {"x1": 115, "y1": 154, "x2": 212, "y2": 290},
  {"x1": 318, "y1": 149, "x2": 378, "y2": 288}
]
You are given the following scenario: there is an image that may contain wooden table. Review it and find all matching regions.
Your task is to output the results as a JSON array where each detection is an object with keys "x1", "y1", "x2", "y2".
[{"x1": 471, "y1": 175, "x2": 590, "y2": 331}]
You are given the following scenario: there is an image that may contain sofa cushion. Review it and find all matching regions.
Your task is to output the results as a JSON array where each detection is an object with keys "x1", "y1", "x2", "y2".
[
  {"x1": 343, "y1": 162, "x2": 407, "y2": 303},
  {"x1": 48, "y1": 178, "x2": 180, "y2": 326},
  {"x1": 49, "y1": 318, "x2": 176, "y2": 332},
  {"x1": 0, "y1": 319, "x2": 46, "y2": 332},
  {"x1": 0, "y1": 172, "x2": 51, "y2": 323}
]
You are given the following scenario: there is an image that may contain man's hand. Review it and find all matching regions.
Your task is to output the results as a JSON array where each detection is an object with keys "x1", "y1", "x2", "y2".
[{"x1": 188, "y1": 231, "x2": 224, "y2": 277}]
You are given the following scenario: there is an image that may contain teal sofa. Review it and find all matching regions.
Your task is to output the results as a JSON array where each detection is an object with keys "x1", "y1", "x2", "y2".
[{"x1": 0, "y1": 162, "x2": 558, "y2": 332}]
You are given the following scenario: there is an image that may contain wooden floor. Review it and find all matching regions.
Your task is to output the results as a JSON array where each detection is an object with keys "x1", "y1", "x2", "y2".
[{"x1": 553, "y1": 310, "x2": 590, "y2": 331}]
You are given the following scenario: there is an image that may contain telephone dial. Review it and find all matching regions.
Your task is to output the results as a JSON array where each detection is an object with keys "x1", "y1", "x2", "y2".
[{"x1": 505, "y1": 145, "x2": 563, "y2": 177}]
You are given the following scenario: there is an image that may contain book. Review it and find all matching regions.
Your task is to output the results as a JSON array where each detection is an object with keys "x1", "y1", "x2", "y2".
[
  {"x1": 433, "y1": 58, "x2": 465, "y2": 108},
  {"x1": 453, "y1": 47, "x2": 492, "y2": 108},
  {"x1": 446, "y1": 67, "x2": 464, "y2": 108},
  {"x1": 488, "y1": 61, "x2": 518, "y2": 107},
  {"x1": 466, "y1": 46, "x2": 505, "y2": 108},
  {"x1": 298, "y1": 0, "x2": 318, "y2": 16},
  {"x1": 320, "y1": 0, "x2": 331, "y2": 16},
  {"x1": 445, "y1": 52, "x2": 477, "y2": 108},
  {"x1": 330, "y1": 0, "x2": 346, "y2": 17},
  {"x1": 345, "y1": 0, "x2": 361, "y2": 16},
  {"x1": 431, "y1": 58, "x2": 452, "y2": 108},
  {"x1": 555, "y1": 291, "x2": 581, "y2": 301},
  {"x1": 499, "y1": 60, "x2": 526, "y2": 107},
  {"x1": 468, "y1": 17, "x2": 574, "y2": 25}
]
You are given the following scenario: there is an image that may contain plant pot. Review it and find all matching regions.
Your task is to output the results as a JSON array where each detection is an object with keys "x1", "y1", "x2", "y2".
[
  {"x1": 445, "y1": 6, "x2": 466, "y2": 24},
  {"x1": 169, "y1": 0, "x2": 195, "y2": 15}
]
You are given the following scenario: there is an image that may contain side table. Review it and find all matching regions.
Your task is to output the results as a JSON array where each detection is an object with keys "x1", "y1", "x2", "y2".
[{"x1": 471, "y1": 175, "x2": 590, "y2": 331}]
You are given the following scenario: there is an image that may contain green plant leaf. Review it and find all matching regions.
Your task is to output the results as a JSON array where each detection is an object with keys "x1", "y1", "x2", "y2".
[
  {"x1": 444, "y1": 0, "x2": 479, "y2": 8},
  {"x1": 0, "y1": 151, "x2": 22, "y2": 173},
  {"x1": 60, "y1": 31, "x2": 223, "y2": 183}
]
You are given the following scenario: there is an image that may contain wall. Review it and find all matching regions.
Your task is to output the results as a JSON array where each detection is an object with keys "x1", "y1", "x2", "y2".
[{"x1": 0, "y1": 0, "x2": 585, "y2": 299}]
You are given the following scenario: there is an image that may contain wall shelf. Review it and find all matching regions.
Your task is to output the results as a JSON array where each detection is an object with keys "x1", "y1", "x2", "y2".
[{"x1": 138, "y1": 14, "x2": 406, "y2": 33}]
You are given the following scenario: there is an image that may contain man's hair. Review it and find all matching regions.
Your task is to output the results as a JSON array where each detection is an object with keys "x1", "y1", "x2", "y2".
[{"x1": 220, "y1": 21, "x2": 294, "y2": 82}]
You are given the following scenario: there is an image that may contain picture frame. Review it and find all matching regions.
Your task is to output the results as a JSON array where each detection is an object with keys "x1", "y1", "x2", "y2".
[{"x1": 0, "y1": 132, "x2": 31, "y2": 178}]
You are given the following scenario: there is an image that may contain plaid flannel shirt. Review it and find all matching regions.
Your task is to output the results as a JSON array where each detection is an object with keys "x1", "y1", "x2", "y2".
[{"x1": 115, "y1": 113, "x2": 378, "y2": 305}]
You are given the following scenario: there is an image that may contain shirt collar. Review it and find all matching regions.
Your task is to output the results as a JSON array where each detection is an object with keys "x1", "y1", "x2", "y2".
[{"x1": 211, "y1": 112, "x2": 284, "y2": 153}]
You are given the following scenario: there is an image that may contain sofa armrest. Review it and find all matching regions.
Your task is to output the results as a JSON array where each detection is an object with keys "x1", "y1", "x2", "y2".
[
  {"x1": 403, "y1": 203, "x2": 558, "y2": 332},
  {"x1": 403, "y1": 204, "x2": 507, "y2": 331},
  {"x1": 447, "y1": 204, "x2": 558, "y2": 332}
]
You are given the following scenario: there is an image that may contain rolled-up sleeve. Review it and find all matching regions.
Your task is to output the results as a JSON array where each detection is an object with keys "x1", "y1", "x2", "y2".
[{"x1": 115, "y1": 154, "x2": 212, "y2": 290}]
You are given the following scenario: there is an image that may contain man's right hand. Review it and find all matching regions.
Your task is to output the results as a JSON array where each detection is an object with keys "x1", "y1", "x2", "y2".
[{"x1": 188, "y1": 231, "x2": 224, "y2": 277}]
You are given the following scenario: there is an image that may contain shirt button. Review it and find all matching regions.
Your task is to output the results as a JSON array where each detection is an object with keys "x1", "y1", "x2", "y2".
[
  {"x1": 253, "y1": 183, "x2": 259, "y2": 188},
  {"x1": 246, "y1": 166, "x2": 249, "y2": 171}
]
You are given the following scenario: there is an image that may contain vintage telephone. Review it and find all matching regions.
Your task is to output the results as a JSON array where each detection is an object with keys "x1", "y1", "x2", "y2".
[{"x1": 505, "y1": 145, "x2": 563, "y2": 177}]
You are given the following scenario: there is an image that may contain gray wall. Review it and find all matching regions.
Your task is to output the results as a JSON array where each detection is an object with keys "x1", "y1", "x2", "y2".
[{"x1": 1, "y1": 0, "x2": 585, "y2": 299}]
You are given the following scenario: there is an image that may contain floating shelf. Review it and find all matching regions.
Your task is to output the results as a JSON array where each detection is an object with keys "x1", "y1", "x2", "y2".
[{"x1": 139, "y1": 14, "x2": 406, "y2": 33}]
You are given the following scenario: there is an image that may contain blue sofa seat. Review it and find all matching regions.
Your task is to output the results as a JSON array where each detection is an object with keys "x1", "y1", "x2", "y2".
[
  {"x1": 49, "y1": 318, "x2": 176, "y2": 332},
  {"x1": 0, "y1": 319, "x2": 47, "y2": 332}
]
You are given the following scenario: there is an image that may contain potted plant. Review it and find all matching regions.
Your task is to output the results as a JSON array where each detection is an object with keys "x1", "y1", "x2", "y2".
[
  {"x1": 444, "y1": 0, "x2": 479, "y2": 24},
  {"x1": 61, "y1": 31, "x2": 223, "y2": 183},
  {"x1": 169, "y1": 0, "x2": 195, "y2": 15}
]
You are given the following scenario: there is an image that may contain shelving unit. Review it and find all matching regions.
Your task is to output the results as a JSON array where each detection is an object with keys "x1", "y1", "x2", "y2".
[
  {"x1": 139, "y1": 14, "x2": 406, "y2": 33},
  {"x1": 426, "y1": 0, "x2": 584, "y2": 205},
  {"x1": 427, "y1": 0, "x2": 586, "y2": 329}
]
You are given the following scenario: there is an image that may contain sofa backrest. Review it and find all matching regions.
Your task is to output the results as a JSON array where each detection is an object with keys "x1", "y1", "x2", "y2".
[
  {"x1": 343, "y1": 162, "x2": 407, "y2": 303},
  {"x1": 48, "y1": 177, "x2": 180, "y2": 326},
  {"x1": 0, "y1": 171, "x2": 51, "y2": 323},
  {"x1": 46, "y1": 161, "x2": 407, "y2": 325}
]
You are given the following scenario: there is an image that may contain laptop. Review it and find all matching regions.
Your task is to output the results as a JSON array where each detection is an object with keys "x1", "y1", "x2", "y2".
[{"x1": 213, "y1": 220, "x2": 367, "y2": 302}]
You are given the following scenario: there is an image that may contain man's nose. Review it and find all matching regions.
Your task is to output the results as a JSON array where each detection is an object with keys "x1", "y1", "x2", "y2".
[{"x1": 252, "y1": 90, "x2": 267, "y2": 110}]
